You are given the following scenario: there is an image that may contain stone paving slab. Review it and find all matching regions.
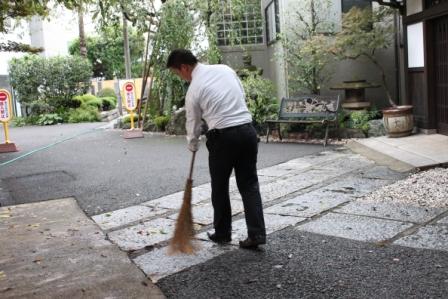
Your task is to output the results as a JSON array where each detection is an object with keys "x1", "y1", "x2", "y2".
[
  {"x1": 313, "y1": 154, "x2": 374, "y2": 171},
  {"x1": 265, "y1": 193, "x2": 349, "y2": 218},
  {"x1": 92, "y1": 205, "x2": 169, "y2": 231},
  {"x1": 258, "y1": 162, "x2": 309, "y2": 177},
  {"x1": 142, "y1": 187, "x2": 211, "y2": 209},
  {"x1": 168, "y1": 200, "x2": 244, "y2": 225},
  {"x1": 0, "y1": 198, "x2": 164, "y2": 298},
  {"x1": 134, "y1": 241, "x2": 234, "y2": 283},
  {"x1": 438, "y1": 216, "x2": 448, "y2": 224},
  {"x1": 322, "y1": 176, "x2": 394, "y2": 198},
  {"x1": 197, "y1": 214, "x2": 306, "y2": 246},
  {"x1": 334, "y1": 201, "x2": 444, "y2": 224},
  {"x1": 296, "y1": 213, "x2": 413, "y2": 243},
  {"x1": 394, "y1": 225, "x2": 448, "y2": 252},
  {"x1": 357, "y1": 165, "x2": 408, "y2": 180},
  {"x1": 355, "y1": 138, "x2": 438, "y2": 167},
  {"x1": 108, "y1": 218, "x2": 175, "y2": 251},
  {"x1": 259, "y1": 179, "x2": 302, "y2": 204}
]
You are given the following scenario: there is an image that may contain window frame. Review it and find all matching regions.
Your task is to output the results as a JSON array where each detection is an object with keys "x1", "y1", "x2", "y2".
[{"x1": 265, "y1": 0, "x2": 280, "y2": 45}]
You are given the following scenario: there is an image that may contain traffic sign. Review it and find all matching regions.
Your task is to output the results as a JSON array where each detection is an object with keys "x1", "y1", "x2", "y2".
[
  {"x1": 0, "y1": 89, "x2": 12, "y2": 122},
  {"x1": 123, "y1": 82, "x2": 137, "y2": 111}
]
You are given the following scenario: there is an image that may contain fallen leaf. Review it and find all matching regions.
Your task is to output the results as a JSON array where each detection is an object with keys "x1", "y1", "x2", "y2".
[
  {"x1": 0, "y1": 271, "x2": 6, "y2": 280},
  {"x1": 33, "y1": 257, "x2": 44, "y2": 264},
  {"x1": 105, "y1": 213, "x2": 112, "y2": 217}
]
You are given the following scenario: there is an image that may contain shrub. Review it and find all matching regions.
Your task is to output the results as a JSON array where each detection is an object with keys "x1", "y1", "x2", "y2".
[
  {"x1": 36, "y1": 113, "x2": 63, "y2": 125},
  {"x1": 100, "y1": 97, "x2": 116, "y2": 111},
  {"x1": 11, "y1": 117, "x2": 26, "y2": 127},
  {"x1": 85, "y1": 97, "x2": 102, "y2": 110},
  {"x1": 74, "y1": 94, "x2": 97, "y2": 103},
  {"x1": 25, "y1": 115, "x2": 40, "y2": 125},
  {"x1": 68, "y1": 106, "x2": 100, "y2": 123},
  {"x1": 8, "y1": 55, "x2": 92, "y2": 114},
  {"x1": 241, "y1": 73, "x2": 278, "y2": 126},
  {"x1": 154, "y1": 115, "x2": 170, "y2": 131},
  {"x1": 30, "y1": 100, "x2": 52, "y2": 115},
  {"x1": 97, "y1": 87, "x2": 117, "y2": 99}
]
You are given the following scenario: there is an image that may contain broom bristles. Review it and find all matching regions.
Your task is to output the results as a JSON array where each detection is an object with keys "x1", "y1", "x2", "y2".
[{"x1": 169, "y1": 178, "x2": 197, "y2": 254}]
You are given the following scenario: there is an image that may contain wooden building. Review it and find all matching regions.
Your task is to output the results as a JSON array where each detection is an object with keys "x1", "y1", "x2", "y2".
[{"x1": 388, "y1": 0, "x2": 448, "y2": 135}]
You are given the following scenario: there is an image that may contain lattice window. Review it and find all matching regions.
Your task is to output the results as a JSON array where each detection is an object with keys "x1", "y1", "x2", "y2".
[{"x1": 216, "y1": 0, "x2": 264, "y2": 46}]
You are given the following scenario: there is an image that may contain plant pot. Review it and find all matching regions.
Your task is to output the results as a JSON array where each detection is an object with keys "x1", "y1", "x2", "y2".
[{"x1": 382, "y1": 105, "x2": 413, "y2": 138}]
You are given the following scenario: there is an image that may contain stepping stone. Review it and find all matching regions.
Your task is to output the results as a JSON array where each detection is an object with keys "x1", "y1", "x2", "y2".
[
  {"x1": 296, "y1": 212, "x2": 413, "y2": 243},
  {"x1": 142, "y1": 187, "x2": 211, "y2": 209},
  {"x1": 168, "y1": 200, "x2": 244, "y2": 226},
  {"x1": 196, "y1": 214, "x2": 305, "y2": 245},
  {"x1": 133, "y1": 241, "x2": 234, "y2": 283},
  {"x1": 394, "y1": 225, "x2": 448, "y2": 252},
  {"x1": 334, "y1": 201, "x2": 443, "y2": 224},
  {"x1": 92, "y1": 205, "x2": 169, "y2": 231},
  {"x1": 108, "y1": 218, "x2": 175, "y2": 251},
  {"x1": 265, "y1": 193, "x2": 348, "y2": 218}
]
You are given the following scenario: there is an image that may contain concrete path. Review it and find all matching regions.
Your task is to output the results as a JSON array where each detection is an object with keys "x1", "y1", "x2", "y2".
[
  {"x1": 92, "y1": 148, "x2": 448, "y2": 284},
  {"x1": 0, "y1": 198, "x2": 164, "y2": 298},
  {"x1": 349, "y1": 134, "x2": 448, "y2": 170}
]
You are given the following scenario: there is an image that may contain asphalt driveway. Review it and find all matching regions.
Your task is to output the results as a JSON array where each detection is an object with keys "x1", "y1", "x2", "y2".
[{"x1": 0, "y1": 123, "x2": 329, "y2": 215}]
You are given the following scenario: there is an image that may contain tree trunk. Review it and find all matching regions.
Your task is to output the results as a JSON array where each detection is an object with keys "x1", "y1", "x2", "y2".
[
  {"x1": 78, "y1": 2, "x2": 87, "y2": 58},
  {"x1": 123, "y1": 13, "x2": 132, "y2": 79}
]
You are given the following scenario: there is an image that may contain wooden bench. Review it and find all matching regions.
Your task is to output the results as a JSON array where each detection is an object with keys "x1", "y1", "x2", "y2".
[{"x1": 266, "y1": 95, "x2": 340, "y2": 147}]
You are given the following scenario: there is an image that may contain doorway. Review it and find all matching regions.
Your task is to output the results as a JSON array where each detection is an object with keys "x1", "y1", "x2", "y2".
[{"x1": 434, "y1": 15, "x2": 448, "y2": 135}]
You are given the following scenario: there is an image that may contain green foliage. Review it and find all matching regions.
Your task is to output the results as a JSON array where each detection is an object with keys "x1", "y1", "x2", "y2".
[
  {"x1": 36, "y1": 113, "x2": 63, "y2": 126},
  {"x1": 333, "y1": 6, "x2": 396, "y2": 106},
  {"x1": 349, "y1": 111, "x2": 371, "y2": 136},
  {"x1": 30, "y1": 100, "x2": 52, "y2": 115},
  {"x1": 73, "y1": 94, "x2": 97, "y2": 103},
  {"x1": 97, "y1": 87, "x2": 117, "y2": 99},
  {"x1": 8, "y1": 55, "x2": 92, "y2": 115},
  {"x1": 154, "y1": 115, "x2": 170, "y2": 131},
  {"x1": 280, "y1": 0, "x2": 335, "y2": 94},
  {"x1": 100, "y1": 97, "x2": 116, "y2": 111},
  {"x1": 11, "y1": 117, "x2": 26, "y2": 127},
  {"x1": 68, "y1": 25, "x2": 145, "y2": 79},
  {"x1": 347, "y1": 109, "x2": 381, "y2": 137},
  {"x1": 68, "y1": 106, "x2": 100, "y2": 123},
  {"x1": 241, "y1": 73, "x2": 278, "y2": 125},
  {"x1": 85, "y1": 97, "x2": 102, "y2": 110},
  {"x1": 150, "y1": 0, "x2": 195, "y2": 116}
]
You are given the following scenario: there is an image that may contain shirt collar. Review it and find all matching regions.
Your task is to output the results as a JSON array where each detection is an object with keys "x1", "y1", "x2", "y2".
[{"x1": 191, "y1": 63, "x2": 203, "y2": 79}]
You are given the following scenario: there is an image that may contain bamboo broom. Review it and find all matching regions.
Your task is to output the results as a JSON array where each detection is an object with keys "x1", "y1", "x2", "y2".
[{"x1": 169, "y1": 151, "x2": 197, "y2": 254}]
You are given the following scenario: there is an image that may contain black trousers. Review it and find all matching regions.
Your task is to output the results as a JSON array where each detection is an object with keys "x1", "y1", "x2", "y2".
[{"x1": 205, "y1": 123, "x2": 266, "y2": 239}]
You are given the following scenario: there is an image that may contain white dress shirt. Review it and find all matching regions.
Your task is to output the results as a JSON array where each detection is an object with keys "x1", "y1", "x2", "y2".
[{"x1": 185, "y1": 63, "x2": 252, "y2": 151}]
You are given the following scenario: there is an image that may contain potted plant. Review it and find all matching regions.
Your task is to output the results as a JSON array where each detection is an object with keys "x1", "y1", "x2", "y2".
[{"x1": 332, "y1": 6, "x2": 413, "y2": 137}]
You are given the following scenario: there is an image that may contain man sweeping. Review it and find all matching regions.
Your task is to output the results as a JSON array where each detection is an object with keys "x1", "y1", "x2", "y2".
[{"x1": 167, "y1": 49, "x2": 266, "y2": 249}]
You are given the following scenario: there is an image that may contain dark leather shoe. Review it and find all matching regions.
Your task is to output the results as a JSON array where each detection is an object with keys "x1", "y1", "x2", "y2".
[
  {"x1": 239, "y1": 236, "x2": 266, "y2": 249},
  {"x1": 207, "y1": 232, "x2": 231, "y2": 244}
]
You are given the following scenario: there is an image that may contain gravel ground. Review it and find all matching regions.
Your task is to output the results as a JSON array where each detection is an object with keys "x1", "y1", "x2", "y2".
[{"x1": 360, "y1": 167, "x2": 448, "y2": 208}]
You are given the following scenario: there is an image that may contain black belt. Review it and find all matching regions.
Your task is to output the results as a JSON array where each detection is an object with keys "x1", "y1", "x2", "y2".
[{"x1": 208, "y1": 123, "x2": 251, "y2": 134}]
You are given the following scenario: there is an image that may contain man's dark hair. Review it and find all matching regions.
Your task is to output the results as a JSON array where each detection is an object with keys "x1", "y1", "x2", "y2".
[{"x1": 166, "y1": 49, "x2": 198, "y2": 69}]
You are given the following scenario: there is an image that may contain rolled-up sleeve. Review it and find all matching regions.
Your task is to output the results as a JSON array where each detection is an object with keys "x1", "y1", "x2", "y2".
[{"x1": 185, "y1": 89, "x2": 203, "y2": 152}]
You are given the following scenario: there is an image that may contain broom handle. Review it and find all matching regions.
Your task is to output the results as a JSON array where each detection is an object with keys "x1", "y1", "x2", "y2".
[{"x1": 188, "y1": 151, "x2": 196, "y2": 180}]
